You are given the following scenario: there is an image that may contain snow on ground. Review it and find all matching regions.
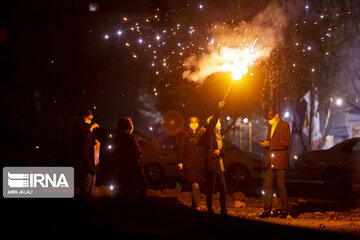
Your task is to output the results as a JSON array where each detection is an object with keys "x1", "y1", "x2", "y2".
[{"x1": 94, "y1": 185, "x2": 360, "y2": 237}]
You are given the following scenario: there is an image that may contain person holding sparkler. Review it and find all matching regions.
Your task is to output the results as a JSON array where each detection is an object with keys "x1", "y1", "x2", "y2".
[
  {"x1": 259, "y1": 107, "x2": 290, "y2": 219},
  {"x1": 198, "y1": 101, "x2": 228, "y2": 215}
]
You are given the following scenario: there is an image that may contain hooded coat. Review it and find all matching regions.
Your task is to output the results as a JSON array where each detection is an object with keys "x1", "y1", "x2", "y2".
[
  {"x1": 198, "y1": 109, "x2": 224, "y2": 173},
  {"x1": 177, "y1": 127, "x2": 206, "y2": 183},
  {"x1": 114, "y1": 131, "x2": 147, "y2": 190}
]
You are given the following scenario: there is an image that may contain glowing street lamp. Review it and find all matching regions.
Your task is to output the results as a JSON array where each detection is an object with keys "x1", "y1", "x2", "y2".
[{"x1": 336, "y1": 98, "x2": 343, "y2": 106}]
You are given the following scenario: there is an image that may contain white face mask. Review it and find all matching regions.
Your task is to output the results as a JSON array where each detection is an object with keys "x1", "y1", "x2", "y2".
[{"x1": 190, "y1": 123, "x2": 199, "y2": 131}]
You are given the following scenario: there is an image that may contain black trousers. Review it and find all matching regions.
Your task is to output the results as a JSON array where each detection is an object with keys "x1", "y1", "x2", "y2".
[
  {"x1": 263, "y1": 167, "x2": 288, "y2": 211},
  {"x1": 205, "y1": 171, "x2": 227, "y2": 213}
]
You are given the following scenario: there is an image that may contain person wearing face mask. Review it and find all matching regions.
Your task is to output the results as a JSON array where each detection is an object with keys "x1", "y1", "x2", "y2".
[
  {"x1": 114, "y1": 117, "x2": 147, "y2": 203},
  {"x1": 177, "y1": 116, "x2": 206, "y2": 211},
  {"x1": 259, "y1": 107, "x2": 290, "y2": 219},
  {"x1": 71, "y1": 109, "x2": 100, "y2": 197},
  {"x1": 198, "y1": 101, "x2": 227, "y2": 215}
]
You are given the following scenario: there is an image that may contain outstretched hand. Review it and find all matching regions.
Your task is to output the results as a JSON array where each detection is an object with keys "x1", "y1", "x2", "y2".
[{"x1": 219, "y1": 101, "x2": 225, "y2": 109}]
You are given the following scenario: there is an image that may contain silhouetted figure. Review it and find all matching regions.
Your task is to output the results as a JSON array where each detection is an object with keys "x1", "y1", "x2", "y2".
[
  {"x1": 71, "y1": 109, "x2": 100, "y2": 197},
  {"x1": 198, "y1": 101, "x2": 227, "y2": 215},
  {"x1": 259, "y1": 107, "x2": 290, "y2": 219},
  {"x1": 177, "y1": 116, "x2": 206, "y2": 210},
  {"x1": 114, "y1": 117, "x2": 147, "y2": 202}
]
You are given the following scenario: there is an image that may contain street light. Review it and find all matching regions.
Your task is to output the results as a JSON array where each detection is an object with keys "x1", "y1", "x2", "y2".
[
  {"x1": 243, "y1": 118, "x2": 248, "y2": 124},
  {"x1": 336, "y1": 98, "x2": 343, "y2": 106},
  {"x1": 284, "y1": 111, "x2": 290, "y2": 118}
]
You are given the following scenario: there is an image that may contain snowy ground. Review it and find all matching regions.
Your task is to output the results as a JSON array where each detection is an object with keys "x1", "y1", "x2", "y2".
[{"x1": 94, "y1": 182, "x2": 360, "y2": 238}]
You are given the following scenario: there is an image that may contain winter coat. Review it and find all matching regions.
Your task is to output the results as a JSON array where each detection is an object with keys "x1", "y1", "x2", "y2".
[
  {"x1": 114, "y1": 131, "x2": 147, "y2": 189},
  {"x1": 265, "y1": 118, "x2": 290, "y2": 170},
  {"x1": 71, "y1": 119, "x2": 100, "y2": 176},
  {"x1": 177, "y1": 127, "x2": 206, "y2": 184},
  {"x1": 198, "y1": 109, "x2": 225, "y2": 173}
]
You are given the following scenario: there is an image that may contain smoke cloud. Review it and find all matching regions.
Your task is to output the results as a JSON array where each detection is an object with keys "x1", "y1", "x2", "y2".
[{"x1": 182, "y1": 2, "x2": 288, "y2": 83}]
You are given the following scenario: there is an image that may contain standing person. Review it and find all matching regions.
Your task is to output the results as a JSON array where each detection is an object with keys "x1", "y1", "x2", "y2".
[
  {"x1": 114, "y1": 117, "x2": 147, "y2": 202},
  {"x1": 72, "y1": 109, "x2": 100, "y2": 197},
  {"x1": 198, "y1": 101, "x2": 228, "y2": 215},
  {"x1": 177, "y1": 116, "x2": 206, "y2": 211},
  {"x1": 259, "y1": 107, "x2": 290, "y2": 219}
]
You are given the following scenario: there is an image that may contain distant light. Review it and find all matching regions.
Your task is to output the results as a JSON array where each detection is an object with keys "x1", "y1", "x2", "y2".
[
  {"x1": 156, "y1": 35, "x2": 160, "y2": 40},
  {"x1": 149, "y1": 126, "x2": 153, "y2": 131},
  {"x1": 336, "y1": 98, "x2": 343, "y2": 106},
  {"x1": 138, "y1": 38, "x2": 143, "y2": 44},
  {"x1": 117, "y1": 30, "x2": 122, "y2": 35},
  {"x1": 305, "y1": 5, "x2": 309, "y2": 9},
  {"x1": 273, "y1": 194, "x2": 277, "y2": 197},
  {"x1": 243, "y1": 118, "x2": 248, "y2": 124},
  {"x1": 226, "y1": 116, "x2": 231, "y2": 121},
  {"x1": 35, "y1": 145, "x2": 40, "y2": 149},
  {"x1": 104, "y1": 34, "x2": 109, "y2": 39},
  {"x1": 320, "y1": 15, "x2": 324, "y2": 18},
  {"x1": 261, "y1": 190, "x2": 265, "y2": 195},
  {"x1": 89, "y1": 3, "x2": 99, "y2": 12},
  {"x1": 109, "y1": 134, "x2": 112, "y2": 138},
  {"x1": 307, "y1": 46, "x2": 312, "y2": 50},
  {"x1": 294, "y1": 155, "x2": 298, "y2": 160},
  {"x1": 284, "y1": 112, "x2": 290, "y2": 118},
  {"x1": 199, "y1": 4, "x2": 203, "y2": 9},
  {"x1": 109, "y1": 185, "x2": 114, "y2": 191},
  {"x1": 108, "y1": 145, "x2": 112, "y2": 150}
]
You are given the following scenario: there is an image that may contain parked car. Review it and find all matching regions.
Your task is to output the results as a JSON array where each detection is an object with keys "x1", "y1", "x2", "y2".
[
  {"x1": 0, "y1": 143, "x2": 56, "y2": 167},
  {"x1": 290, "y1": 138, "x2": 360, "y2": 191},
  {"x1": 141, "y1": 134, "x2": 266, "y2": 187}
]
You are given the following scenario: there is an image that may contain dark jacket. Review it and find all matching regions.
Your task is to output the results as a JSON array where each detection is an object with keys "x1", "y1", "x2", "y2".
[
  {"x1": 114, "y1": 131, "x2": 147, "y2": 189},
  {"x1": 177, "y1": 127, "x2": 206, "y2": 183},
  {"x1": 71, "y1": 119, "x2": 99, "y2": 175},
  {"x1": 198, "y1": 109, "x2": 224, "y2": 173},
  {"x1": 265, "y1": 118, "x2": 290, "y2": 169}
]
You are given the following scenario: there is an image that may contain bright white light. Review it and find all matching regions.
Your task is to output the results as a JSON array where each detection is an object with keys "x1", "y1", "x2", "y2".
[
  {"x1": 109, "y1": 185, "x2": 114, "y2": 191},
  {"x1": 109, "y1": 134, "x2": 112, "y2": 138},
  {"x1": 294, "y1": 155, "x2": 298, "y2": 160},
  {"x1": 336, "y1": 98, "x2": 343, "y2": 106},
  {"x1": 35, "y1": 145, "x2": 40, "y2": 149},
  {"x1": 156, "y1": 35, "x2": 160, "y2": 40},
  {"x1": 284, "y1": 112, "x2": 290, "y2": 118},
  {"x1": 117, "y1": 30, "x2": 122, "y2": 35},
  {"x1": 138, "y1": 38, "x2": 143, "y2": 44},
  {"x1": 199, "y1": 4, "x2": 203, "y2": 9},
  {"x1": 320, "y1": 15, "x2": 324, "y2": 18},
  {"x1": 226, "y1": 116, "x2": 231, "y2": 121},
  {"x1": 273, "y1": 194, "x2": 277, "y2": 197},
  {"x1": 108, "y1": 145, "x2": 112, "y2": 150},
  {"x1": 307, "y1": 46, "x2": 312, "y2": 50},
  {"x1": 305, "y1": 5, "x2": 309, "y2": 9},
  {"x1": 89, "y1": 3, "x2": 99, "y2": 12},
  {"x1": 149, "y1": 126, "x2": 153, "y2": 131},
  {"x1": 261, "y1": 190, "x2": 265, "y2": 195},
  {"x1": 243, "y1": 118, "x2": 248, "y2": 124},
  {"x1": 104, "y1": 34, "x2": 109, "y2": 39}
]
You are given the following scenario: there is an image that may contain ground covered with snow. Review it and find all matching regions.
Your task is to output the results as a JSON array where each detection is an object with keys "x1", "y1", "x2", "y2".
[{"x1": 95, "y1": 183, "x2": 360, "y2": 238}]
